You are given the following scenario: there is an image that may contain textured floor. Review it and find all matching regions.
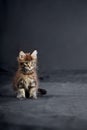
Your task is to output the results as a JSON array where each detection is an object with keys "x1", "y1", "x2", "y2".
[{"x1": 0, "y1": 78, "x2": 87, "y2": 130}]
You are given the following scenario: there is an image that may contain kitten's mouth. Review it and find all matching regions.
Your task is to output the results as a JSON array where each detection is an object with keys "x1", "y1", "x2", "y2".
[{"x1": 22, "y1": 67, "x2": 33, "y2": 73}]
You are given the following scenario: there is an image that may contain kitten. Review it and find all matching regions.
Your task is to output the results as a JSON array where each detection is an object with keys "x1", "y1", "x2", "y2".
[{"x1": 13, "y1": 50, "x2": 47, "y2": 99}]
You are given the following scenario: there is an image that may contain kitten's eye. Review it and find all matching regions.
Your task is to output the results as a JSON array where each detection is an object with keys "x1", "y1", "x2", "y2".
[
  {"x1": 20, "y1": 62, "x2": 23, "y2": 65},
  {"x1": 25, "y1": 62, "x2": 28, "y2": 64}
]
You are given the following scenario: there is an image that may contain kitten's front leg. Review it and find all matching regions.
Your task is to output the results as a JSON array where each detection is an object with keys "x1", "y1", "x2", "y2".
[
  {"x1": 16, "y1": 78, "x2": 26, "y2": 99},
  {"x1": 17, "y1": 88, "x2": 25, "y2": 99},
  {"x1": 29, "y1": 87, "x2": 37, "y2": 99},
  {"x1": 29, "y1": 81, "x2": 37, "y2": 99}
]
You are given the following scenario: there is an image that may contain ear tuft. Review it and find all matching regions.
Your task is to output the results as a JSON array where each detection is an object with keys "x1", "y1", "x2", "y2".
[
  {"x1": 19, "y1": 51, "x2": 25, "y2": 59},
  {"x1": 31, "y1": 50, "x2": 38, "y2": 59}
]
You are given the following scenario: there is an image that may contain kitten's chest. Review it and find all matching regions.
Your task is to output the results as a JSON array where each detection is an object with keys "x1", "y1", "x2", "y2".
[
  {"x1": 21, "y1": 74, "x2": 37, "y2": 89},
  {"x1": 14, "y1": 71, "x2": 38, "y2": 89},
  {"x1": 25, "y1": 75, "x2": 35, "y2": 85}
]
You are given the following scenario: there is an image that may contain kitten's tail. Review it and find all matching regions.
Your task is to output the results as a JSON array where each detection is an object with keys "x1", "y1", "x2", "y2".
[{"x1": 38, "y1": 88, "x2": 47, "y2": 95}]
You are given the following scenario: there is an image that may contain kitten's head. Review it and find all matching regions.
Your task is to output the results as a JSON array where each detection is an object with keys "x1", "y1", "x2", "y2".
[{"x1": 17, "y1": 50, "x2": 38, "y2": 74}]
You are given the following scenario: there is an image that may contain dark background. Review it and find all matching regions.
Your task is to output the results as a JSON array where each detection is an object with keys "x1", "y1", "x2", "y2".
[{"x1": 1, "y1": 0, "x2": 87, "y2": 74}]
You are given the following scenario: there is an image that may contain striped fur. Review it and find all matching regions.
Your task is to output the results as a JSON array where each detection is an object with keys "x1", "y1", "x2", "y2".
[{"x1": 13, "y1": 50, "x2": 47, "y2": 99}]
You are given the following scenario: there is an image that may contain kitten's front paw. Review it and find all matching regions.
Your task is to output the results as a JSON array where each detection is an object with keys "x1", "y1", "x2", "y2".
[
  {"x1": 17, "y1": 89, "x2": 25, "y2": 99},
  {"x1": 29, "y1": 87, "x2": 37, "y2": 99},
  {"x1": 17, "y1": 94, "x2": 25, "y2": 99},
  {"x1": 33, "y1": 96, "x2": 37, "y2": 99},
  {"x1": 29, "y1": 94, "x2": 37, "y2": 99}
]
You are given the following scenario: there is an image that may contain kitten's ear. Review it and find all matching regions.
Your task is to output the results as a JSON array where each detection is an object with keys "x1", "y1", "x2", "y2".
[
  {"x1": 31, "y1": 50, "x2": 38, "y2": 59},
  {"x1": 19, "y1": 51, "x2": 26, "y2": 59}
]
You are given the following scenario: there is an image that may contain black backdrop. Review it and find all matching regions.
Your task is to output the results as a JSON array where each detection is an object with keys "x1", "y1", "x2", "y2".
[{"x1": 1, "y1": 0, "x2": 87, "y2": 74}]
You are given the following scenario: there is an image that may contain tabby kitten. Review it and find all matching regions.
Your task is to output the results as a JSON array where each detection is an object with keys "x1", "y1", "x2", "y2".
[{"x1": 13, "y1": 50, "x2": 47, "y2": 99}]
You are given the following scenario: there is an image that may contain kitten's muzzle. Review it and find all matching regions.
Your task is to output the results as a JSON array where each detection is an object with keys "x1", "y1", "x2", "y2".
[
  {"x1": 22, "y1": 67, "x2": 28, "y2": 72},
  {"x1": 22, "y1": 66, "x2": 33, "y2": 73}
]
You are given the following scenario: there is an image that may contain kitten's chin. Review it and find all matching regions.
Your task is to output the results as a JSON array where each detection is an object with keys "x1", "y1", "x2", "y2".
[
  {"x1": 25, "y1": 71, "x2": 34, "y2": 74},
  {"x1": 21, "y1": 68, "x2": 34, "y2": 74}
]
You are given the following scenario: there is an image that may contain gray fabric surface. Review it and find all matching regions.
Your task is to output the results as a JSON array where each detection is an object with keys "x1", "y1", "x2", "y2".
[{"x1": 0, "y1": 81, "x2": 87, "y2": 130}]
